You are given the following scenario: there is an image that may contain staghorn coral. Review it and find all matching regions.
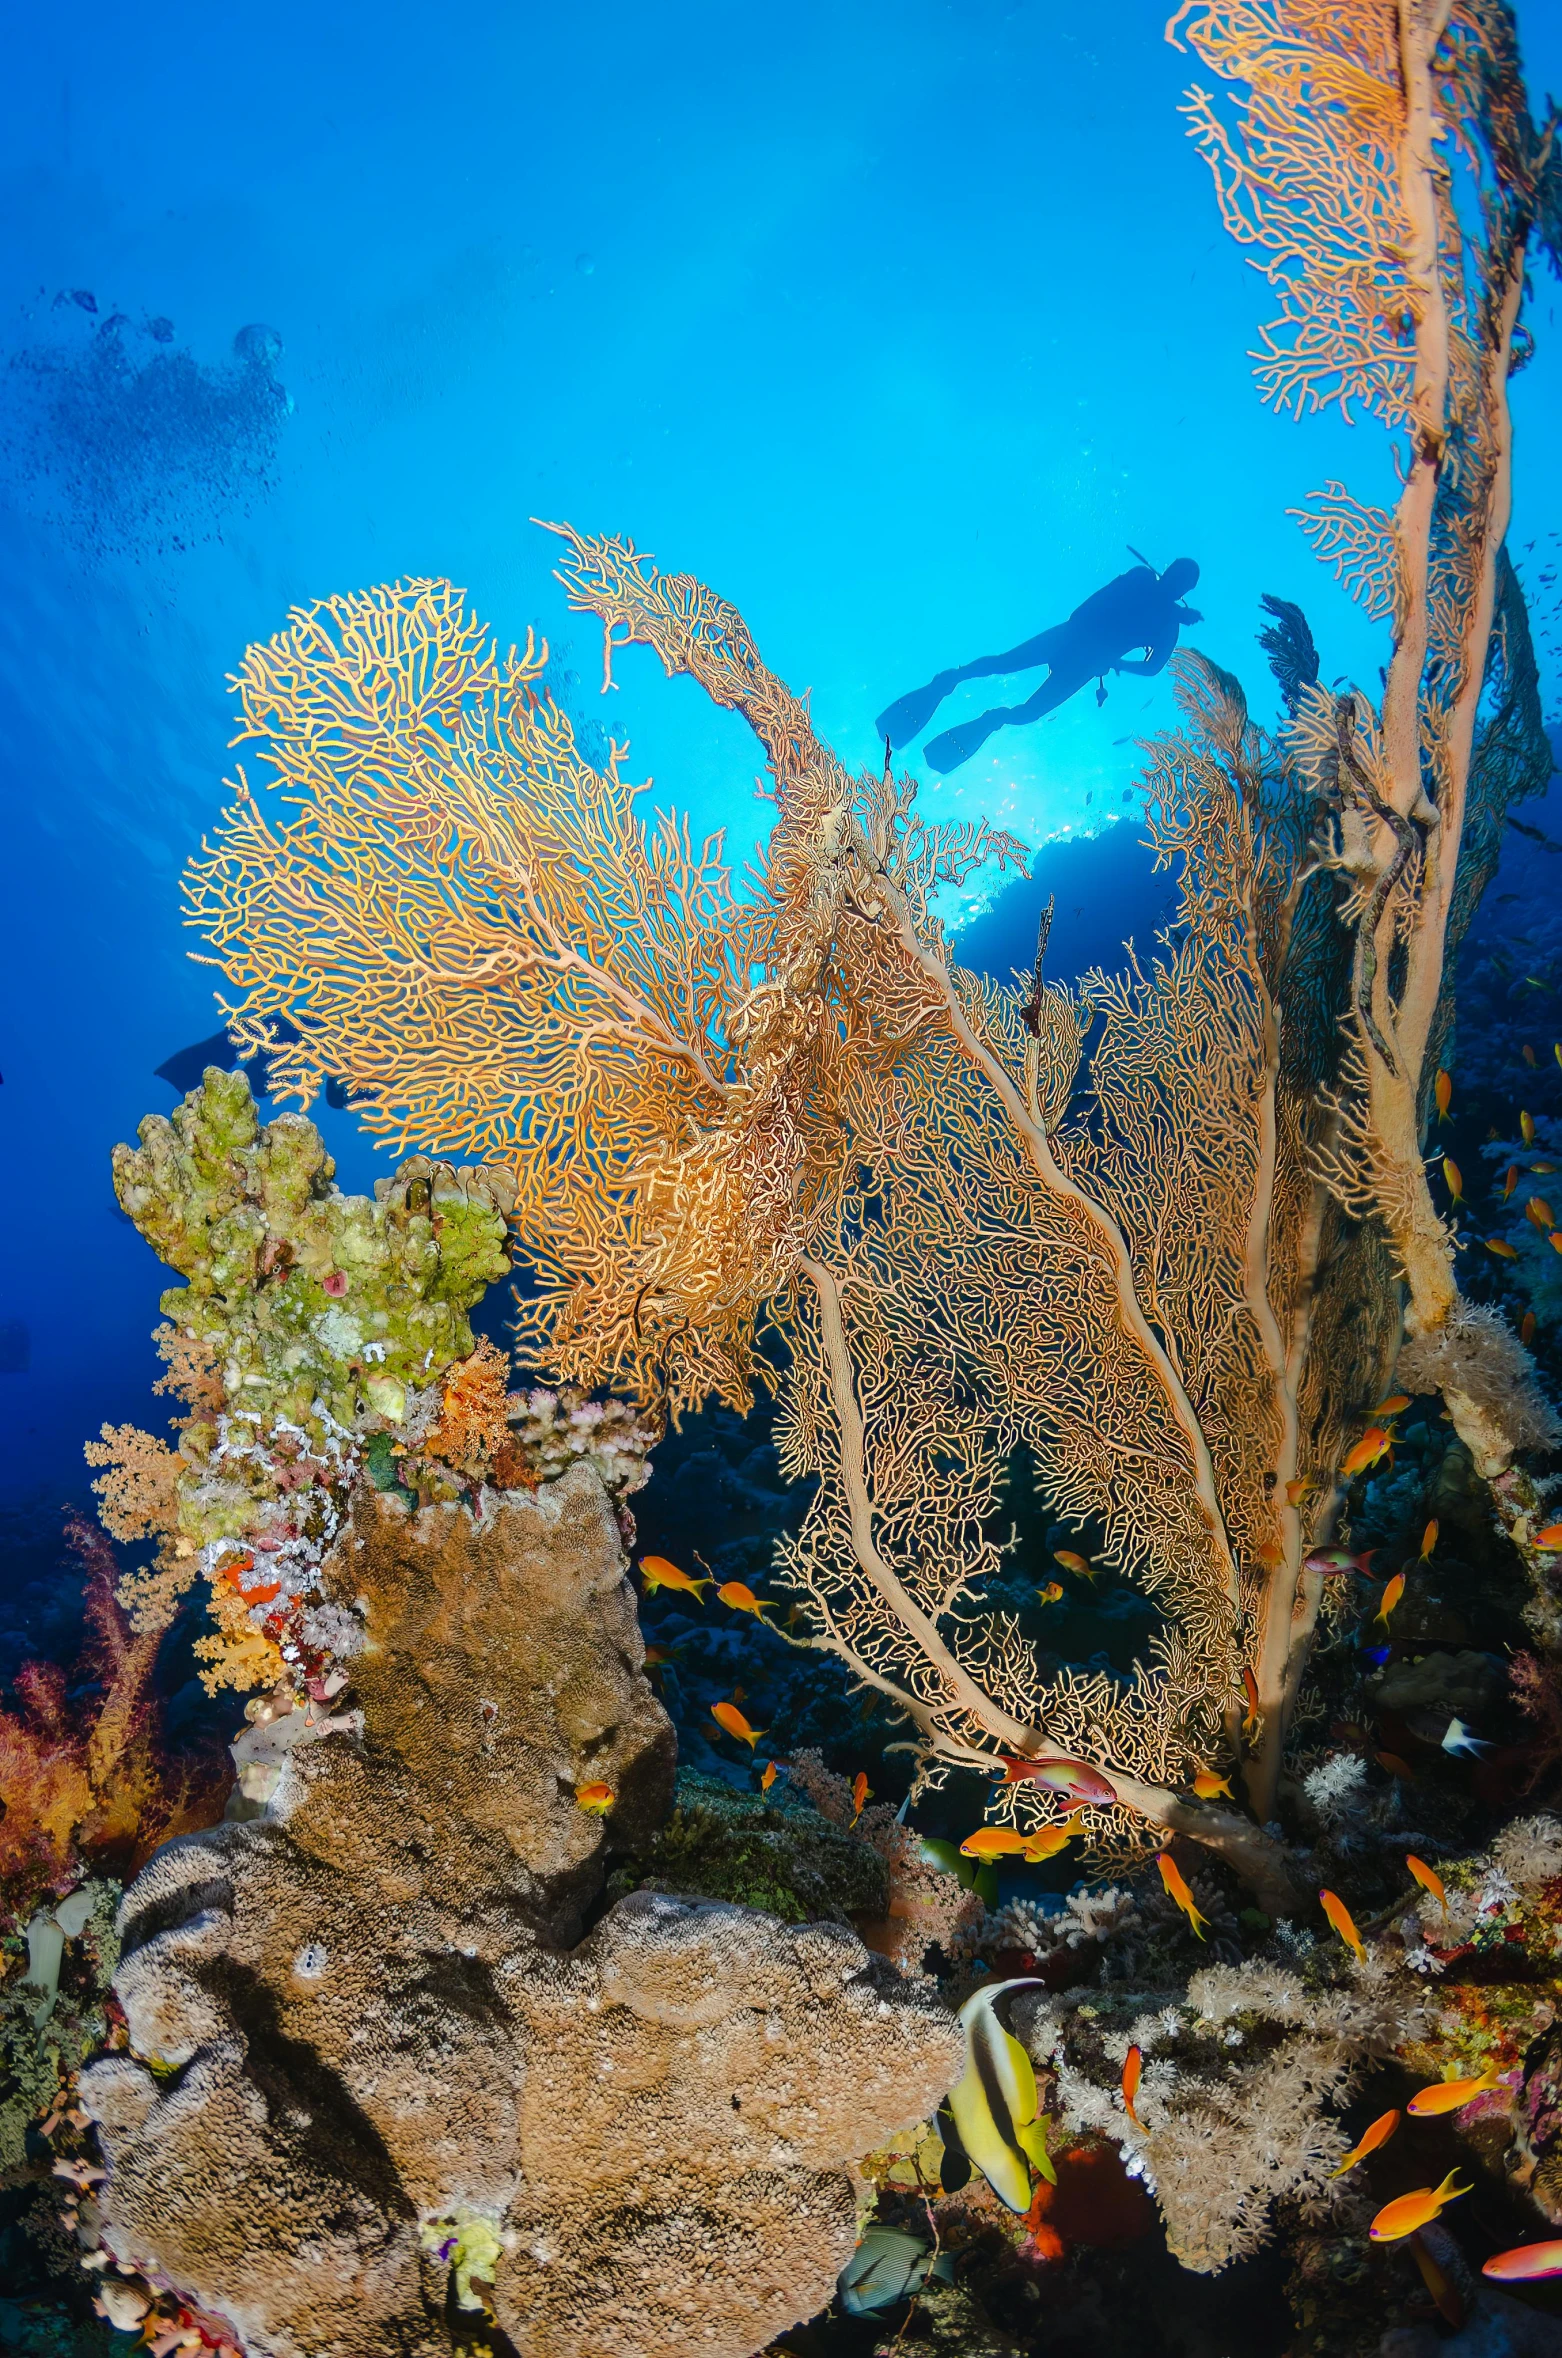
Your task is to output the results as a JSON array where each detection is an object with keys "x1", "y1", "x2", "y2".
[{"x1": 79, "y1": 1467, "x2": 962, "y2": 2358}]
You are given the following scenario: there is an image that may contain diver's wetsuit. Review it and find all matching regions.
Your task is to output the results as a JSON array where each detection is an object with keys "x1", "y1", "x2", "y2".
[{"x1": 877, "y1": 558, "x2": 1202, "y2": 774}]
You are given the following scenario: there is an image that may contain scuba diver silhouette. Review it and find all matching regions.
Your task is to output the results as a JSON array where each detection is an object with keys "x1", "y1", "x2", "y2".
[{"x1": 876, "y1": 554, "x2": 1202, "y2": 774}]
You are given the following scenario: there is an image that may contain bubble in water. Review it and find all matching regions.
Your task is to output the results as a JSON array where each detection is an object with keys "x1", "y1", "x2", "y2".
[
  {"x1": 574, "y1": 253, "x2": 595, "y2": 276},
  {"x1": 233, "y1": 322, "x2": 283, "y2": 370}
]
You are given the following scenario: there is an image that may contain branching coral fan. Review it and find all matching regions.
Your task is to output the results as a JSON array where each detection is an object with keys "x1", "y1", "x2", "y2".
[{"x1": 170, "y1": 5, "x2": 1560, "y2": 1910}]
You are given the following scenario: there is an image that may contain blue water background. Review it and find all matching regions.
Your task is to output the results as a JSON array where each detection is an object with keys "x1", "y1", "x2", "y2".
[{"x1": 2, "y1": 0, "x2": 1561, "y2": 1506}]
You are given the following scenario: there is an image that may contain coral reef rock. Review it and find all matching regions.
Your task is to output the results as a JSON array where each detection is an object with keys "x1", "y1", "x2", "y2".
[{"x1": 80, "y1": 1466, "x2": 961, "y2": 2358}]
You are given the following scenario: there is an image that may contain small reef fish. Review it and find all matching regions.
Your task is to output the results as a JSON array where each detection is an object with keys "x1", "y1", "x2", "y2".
[
  {"x1": 1406, "y1": 1855, "x2": 1447, "y2": 1913},
  {"x1": 1551, "y1": 1231, "x2": 1562, "y2": 1255},
  {"x1": 1407, "y1": 2063, "x2": 1499, "y2": 2116},
  {"x1": 1434, "y1": 1069, "x2": 1452, "y2": 1119},
  {"x1": 711, "y1": 1700, "x2": 764, "y2": 1748},
  {"x1": 1304, "y1": 1546, "x2": 1377, "y2": 1577},
  {"x1": 1442, "y1": 1716, "x2": 1491, "y2": 1757},
  {"x1": 1329, "y1": 2108, "x2": 1399, "y2": 2177},
  {"x1": 851, "y1": 1770, "x2": 870, "y2": 1821},
  {"x1": 717, "y1": 1580, "x2": 770, "y2": 1620},
  {"x1": 1419, "y1": 1520, "x2": 1438, "y2": 1559},
  {"x1": 1376, "y1": 1750, "x2": 1416, "y2": 1779},
  {"x1": 1534, "y1": 1522, "x2": 1562, "y2": 1550},
  {"x1": 574, "y1": 1782, "x2": 614, "y2": 1815},
  {"x1": 760, "y1": 1760, "x2": 780, "y2": 1792},
  {"x1": 1320, "y1": 1889, "x2": 1367, "y2": 1965},
  {"x1": 1535, "y1": 1161, "x2": 1559, "y2": 1174},
  {"x1": 1241, "y1": 1665, "x2": 1261, "y2": 1737},
  {"x1": 1368, "y1": 2171, "x2": 1472, "y2": 2243},
  {"x1": 996, "y1": 1755, "x2": 1117, "y2": 1810},
  {"x1": 1122, "y1": 2044, "x2": 1143, "y2": 2127},
  {"x1": 1523, "y1": 1311, "x2": 1539, "y2": 1344},
  {"x1": 1284, "y1": 1477, "x2": 1316, "y2": 1507},
  {"x1": 960, "y1": 1826, "x2": 1072, "y2": 1864},
  {"x1": 1342, "y1": 1427, "x2": 1392, "y2": 1479},
  {"x1": 1483, "y1": 2242, "x2": 1562, "y2": 2282},
  {"x1": 1526, "y1": 1198, "x2": 1555, "y2": 1230},
  {"x1": 1522, "y1": 1110, "x2": 1537, "y2": 1145},
  {"x1": 1524, "y1": 1043, "x2": 1539, "y2": 1067},
  {"x1": 1442, "y1": 1157, "x2": 1465, "y2": 1205},
  {"x1": 1052, "y1": 1550, "x2": 1098, "y2": 1581},
  {"x1": 1374, "y1": 1572, "x2": 1406, "y2": 1628},
  {"x1": 1035, "y1": 1581, "x2": 1065, "y2": 1604},
  {"x1": 639, "y1": 1555, "x2": 709, "y2": 1600},
  {"x1": 1255, "y1": 1540, "x2": 1283, "y2": 1570},
  {"x1": 1191, "y1": 1767, "x2": 1232, "y2": 1800},
  {"x1": 1502, "y1": 1165, "x2": 1520, "y2": 1200},
  {"x1": 1157, "y1": 1852, "x2": 1210, "y2": 1940},
  {"x1": 1373, "y1": 1395, "x2": 1411, "y2": 1417},
  {"x1": 642, "y1": 1644, "x2": 675, "y2": 1667}
]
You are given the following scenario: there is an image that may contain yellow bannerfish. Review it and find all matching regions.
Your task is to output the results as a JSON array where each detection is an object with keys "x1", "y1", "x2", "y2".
[
  {"x1": 1369, "y1": 2170, "x2": 1473, "y2": 2242},
  {"x1": 1157, "y1": 1852, "x2": 1210, "y2": 1941},
  {"x1": 1320, "y1": 1888, "x2": 1367, "y2": 1965},
  {"x1": 1406, "y1": 1854, "x2": 1446, "y2": 1913},
  {"x1": 1191, "y1": 1767, "x2": 1233, "y2": 1800},
  {"x1": 711, "y1": 1700, "x2": 765, "y2": 1748},
  {"x1": 1329, "y1": 2107, "x2": 1399, "y2": 2177},
  {"x1": 717, "y1": 1579, "x2": 771, "y2": 1619},
  {"x1": 946, "y1": 1983, "x2": 1057, "y2": 2211},
  {"x1": 639, "y1": 1554, "x2": 709, "y2": 1601},
  {"x1": 1407, "y1": 2063, "x2": 1499, "y2": 2116},
  {"x1": 574, "y1": 1782, "x2": 615, "y2": 1815}
]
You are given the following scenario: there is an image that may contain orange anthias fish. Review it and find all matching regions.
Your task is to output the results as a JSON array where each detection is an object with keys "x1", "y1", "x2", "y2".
[
  {"x1": 639, "y1": 1554, "x2": 710, "y2": 1601},
  {"x1": 960, "y1": 1825, "x2": 1073, "y2": 1864},
  {"x1": 1320, "y1": 1889, "x2": 1367, "y2": 1965},
  {"x1": 575, "y1": 1782, "x2": 615, "y2": 1815},
  {"x1": 760, "y1": 1760, "x2": 780, "y2": 1792},
  {"x1": 1122, "y1": 2045, "x2": 1143, "y2": 2127},
  {"x1": 1374, "y1": 1572, "x2": 1406, "y2": 1628},
  {"x1": 997, "y1": 1755, "x2": 1117, "y2": 1811},
  {"x1": 1407, "y1": 2063, "x2": 1499, "y2": 2116},
  {"x1": 1535, "y1": 1522, "x2": 1562, "y2": 1550},
  {"x1": 1406, "y1": 1854, "x2": 1447, "y2": 1914},
  {"x1": 1035, "y1": 1580, "x2": 1065, "y2": 1604},
  {"x1": 1157, "y1": 1852, "x2": 1210, "y2": 1941},
  {"x1": 1369, "y1": 2170, "x2": 1473, "y2": 2242},
  {"x1": 1192, "y1": 1767, "x2": 1233, "y2": 1800},
  {"x1": 1483, "y1": 2242, "x2": 1562, "y2": 2282},
  {"x1": 1485, "y1": 1237, "x2": 1519, "y2": 1259},
  {"x1": 1241, "y1": 1664, "x2": 1261, "y2": 1738},
  {"x1": 1522, "y1": 1110, "x2": 1537, "y2": 1145},
  {"x1": 851, "y1": 1770, "x2": 870, "y2": 1822},
  {"x1": 1329, "y1": 2107, "x2": 1400, "y2": 2178},
  {"x1": 1524, "y1": 1043, "x2": 1539, "y2": 1068},
  {"x1": 1435, "y1": 1069, "x2": 1452, "y2": 1120},
  {"x1": 1443, "y1": 1157, "x2": 1465, "y2": 1206},
  {"x1": 711, "y1": 1700, "x2": 765, "y2": 1749},
  {"x1": 1342, "y1": 1427, "x2": 1392, "y2": 1479},
  {"x1": 1053, "y1": 1549, "x2": 1099, "y2": 1581},
  {"x1": 1373, "y1": 1395, "x2": 1411, "y2": 1417},
  {"x1": 1419, "y1": 1520, "x2": 1439, "y2": 1560},
  {"x1": 717, "y1": 1580, "x2": 770, "y2": 1620},
  {"x1": 1527, "y1": 1198, "x2": 1555, "y2": 1231},
  {"x1": 1523, "y1": 1310, "x2": 1539, "y2": 1344},
  {"x1": 1284, "y1": 1477, "x2": 1316, "y2": 1507},
  {"x1": 1502, "y1": 1164, "x2": 1520, "y2": 1200},
  {"x1": 1376, "y1": 1750, "x2": 1418, "y2": 1781}
]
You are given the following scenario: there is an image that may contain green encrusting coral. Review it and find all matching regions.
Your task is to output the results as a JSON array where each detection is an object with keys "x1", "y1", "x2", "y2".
[
  {"x1": 113, "y1": 1067, "x2": 514, "y2": 1440},
  {"x1": 606, "y1": 1769, "x2": 891, "y2": 1924}
]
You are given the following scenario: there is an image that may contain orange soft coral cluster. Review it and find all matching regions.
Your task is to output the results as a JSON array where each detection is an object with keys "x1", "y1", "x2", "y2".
[
  {"x1": 82, "y1": 1423, "x2": 181, "y2": 1546},
  {"x1": 423, "y1": 1336, "x2": 535, "y2": 1488}
]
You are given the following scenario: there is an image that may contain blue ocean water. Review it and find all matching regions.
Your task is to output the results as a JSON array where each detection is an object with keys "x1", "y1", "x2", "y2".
[{"x1": 1, "y1": 0, "x2": 1560, "y2": 1510}]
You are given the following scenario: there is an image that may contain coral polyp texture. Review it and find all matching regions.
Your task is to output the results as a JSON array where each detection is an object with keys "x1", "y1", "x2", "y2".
[{"x1": 79, "y1": 1471, "x2": 960, "y2": 2358}]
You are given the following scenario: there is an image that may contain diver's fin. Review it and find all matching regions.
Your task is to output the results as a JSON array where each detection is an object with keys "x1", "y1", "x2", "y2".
[
  {"x1": 925, "y1": 712, "x2": 999, "y2": 774},
  {"x1": 875, "y1": 671, "x2": 957, "y2": 749}
]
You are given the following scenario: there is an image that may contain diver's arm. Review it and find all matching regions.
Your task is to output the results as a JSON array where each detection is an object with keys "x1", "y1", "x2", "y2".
[{"x1": 1114, "y1": 636, "x2": 1173, "y2": 677}]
